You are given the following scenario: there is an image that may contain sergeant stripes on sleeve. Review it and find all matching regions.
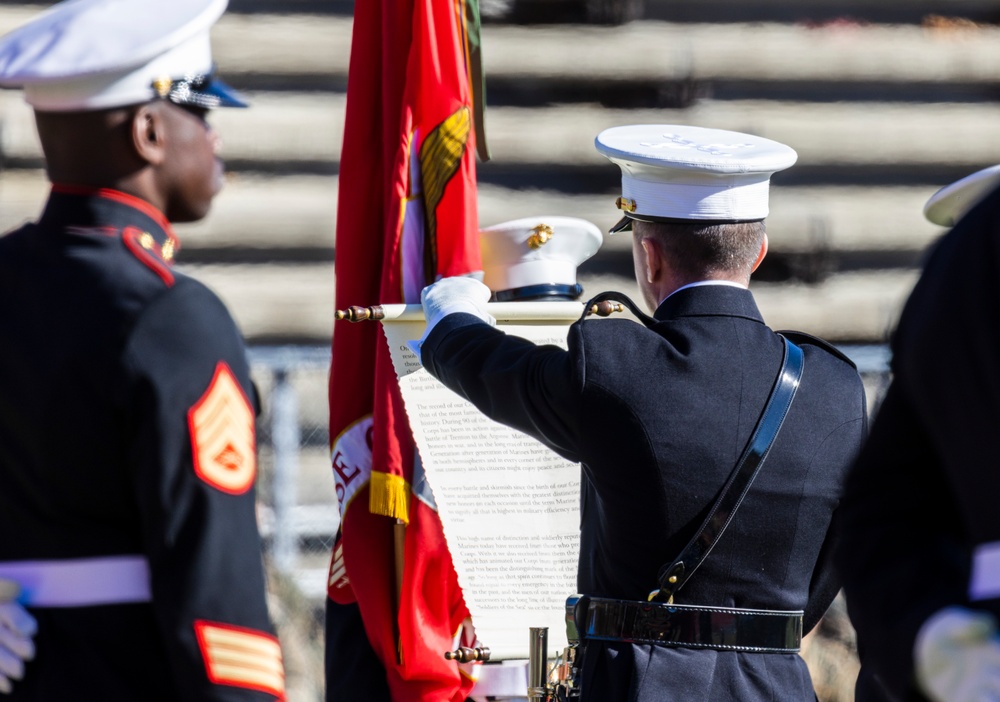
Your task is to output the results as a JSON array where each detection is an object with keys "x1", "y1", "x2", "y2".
[{"x1": 194, "y1": 621, "x2": 285, "y2": 698}]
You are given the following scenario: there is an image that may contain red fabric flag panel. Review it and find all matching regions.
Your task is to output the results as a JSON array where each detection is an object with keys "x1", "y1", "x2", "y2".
[{"x1": 328, "y1": 0, "x2": 484, "y2": 698}]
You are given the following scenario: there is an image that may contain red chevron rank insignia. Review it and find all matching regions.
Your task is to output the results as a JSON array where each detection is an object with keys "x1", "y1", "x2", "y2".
[
  {"x1": 188, "y1": 362, "x2": 257, "y2": 494},
  {"x1": 195, "y1": 621, "x2": 285, "y2": 698}
]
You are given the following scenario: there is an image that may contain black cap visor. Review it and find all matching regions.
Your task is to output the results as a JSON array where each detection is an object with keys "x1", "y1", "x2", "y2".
[
  {"x1": 608, "y1": 212, "x2": 765, "y2": 234},
  {"x1": 159, "y1": 72, "x2": 249, "y2": 109},
  {"x1": 609, "y1": 215, "x2": 634, "y2": 234},
  {"x1": 490, "y1": 283, "x2": 584, "y2": 302}
]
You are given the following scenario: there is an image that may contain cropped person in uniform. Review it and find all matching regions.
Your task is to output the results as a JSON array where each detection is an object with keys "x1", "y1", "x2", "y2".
[
  {"x1": 411, "y1": 124, "x2": 867, "y2": 701},
  {"x1": 0, "y1": 0, "x2": 285, "y2": 699},
  {"x1": 837, "y1": 165, "x2": 1000, "y2": 702}
]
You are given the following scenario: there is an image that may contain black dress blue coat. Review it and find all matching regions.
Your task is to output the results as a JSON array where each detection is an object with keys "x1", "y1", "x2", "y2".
[
  {"x1": 837, "y1": 185, "x2": 1000, "y2": 702},
  {"x1": 0, "y1": 187, "x2": 282, "y2": 701},
  {"x1": 421, "y1": 283, "x2": 867, "y2": 702}
]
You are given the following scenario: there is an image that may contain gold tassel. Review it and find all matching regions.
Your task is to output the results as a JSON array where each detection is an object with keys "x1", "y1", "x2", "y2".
[{"x1": 369, "y1": 471, "x2": 411, "y2": 524}]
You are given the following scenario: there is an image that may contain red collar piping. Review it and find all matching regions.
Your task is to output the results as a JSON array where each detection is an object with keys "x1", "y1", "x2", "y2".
[{"x1": 50, "y1": 184, "x2": 179, "y2": 249}]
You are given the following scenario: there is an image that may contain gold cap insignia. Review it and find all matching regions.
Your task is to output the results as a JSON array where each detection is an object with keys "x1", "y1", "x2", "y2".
[
  {"x1": 161, "y1": 239, "x2": 175, "y2": 263},
  {"x1": 139, "y1": 232, "x2": 155, "y2": 250},
  {"x1": 616, "y1": 197, "x2": 637, "y2": 213},
  {"x1": 152, "y1": 76, "x2": 172, "y2": 98},
  {"x1": 527, "y1": 223, "x2": 554, "y2": 250}
]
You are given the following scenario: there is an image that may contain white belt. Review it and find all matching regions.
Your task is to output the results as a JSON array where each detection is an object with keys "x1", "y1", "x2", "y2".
[
  {"x1": 971, "y1": 541, "x2": 1000, "y2": 601},
  {"x1": 470, "y1": 659, "x2": 530, "y2": 701},
  {"x1": 0, "y1": 555, "x2": 152, "y2": 607}
]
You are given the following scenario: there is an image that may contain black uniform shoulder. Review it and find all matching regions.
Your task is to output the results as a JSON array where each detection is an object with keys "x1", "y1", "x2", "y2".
[
  {"x1": 62, "y1": 222, "x2": 178, "y2": 292},
  {"x1": 573, "y1": 314, "x2": 654, "y2": 350},
  {"x1": 776, "y1": 330, "x2": 857, "y2": 370},
  {"x1": 127, "y1": 272, "x2": 244, "y2": 359}
]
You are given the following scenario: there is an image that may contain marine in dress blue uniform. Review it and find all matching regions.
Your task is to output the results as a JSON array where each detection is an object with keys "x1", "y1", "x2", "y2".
[
  {"x1": 837, "y1": 165, "x2": 1000, "y2": 702},
  {"x1": 0, "y1": 1, "x2": 284, "y2": 699},
  {"x1": 414, "y1": 125, "x2": 868, "y2": 701}
]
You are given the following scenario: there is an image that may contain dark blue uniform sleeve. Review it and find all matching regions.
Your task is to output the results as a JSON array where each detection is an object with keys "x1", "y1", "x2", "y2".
[
  {"x1": 123, "y1": 278, "x2": 283, "y2": 701},
  {"x1": 421, "y1": 312, "x2": 584, "y2": 462}
]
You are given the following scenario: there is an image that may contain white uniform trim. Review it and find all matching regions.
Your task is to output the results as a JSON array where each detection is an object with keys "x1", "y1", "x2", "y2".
[
  {"x1": 0, "y1": 555, "x2": 151, "y2": 607},
  {"x1": 469, "y1": 659, "x2": 530, "y2": 700},
  {"x1": 970, "y1": 541, "x2": 1000, "y2": 602}
]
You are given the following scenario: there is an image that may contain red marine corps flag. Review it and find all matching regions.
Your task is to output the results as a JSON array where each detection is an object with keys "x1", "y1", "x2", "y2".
[{"x1": 327, "y1": 0, "x2": 488, "y2": 697}]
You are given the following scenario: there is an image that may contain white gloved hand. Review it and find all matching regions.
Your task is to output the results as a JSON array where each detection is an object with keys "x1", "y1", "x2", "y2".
[
  {"x1": 915, "y1": 606, "x2": 1000, "y2": 702},
  {"x1": 408, "y1": 276, "x2": 495, "y2": 362},
  {"x1": 0, "y1": 579, "x2": 37, "y2": 695}
]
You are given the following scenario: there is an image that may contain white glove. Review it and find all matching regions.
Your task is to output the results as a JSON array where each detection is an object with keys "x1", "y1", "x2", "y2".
[
  {"x1": 0, "y1": 579, "x2": 36, "y2": 695},
  {"x1": 409, "y1": 276, "x2": 495, "y2": 362},
  {"x1": 915, "y1": 606, "x2": 1000, "y2": 702}
]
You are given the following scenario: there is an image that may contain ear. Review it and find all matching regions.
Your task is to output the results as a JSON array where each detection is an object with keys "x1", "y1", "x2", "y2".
[
  {"x1": 130, "y1": 103, "x2": 167, "y2": 167},
  {"x1": 640, "y1": 237, "x2": 663, "y2": 284},
  {"x1": 750, "y1": 233, "x2": 768, "y2": 273}
]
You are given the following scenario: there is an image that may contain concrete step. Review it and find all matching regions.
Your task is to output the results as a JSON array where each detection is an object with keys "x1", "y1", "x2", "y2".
[
  {"x1": 479, "y1": 21, "x2": 1000, "y2": 85},
  {"x1": 186, "y1": 259, "x2": 917, "y2": 344},
  {"x1": 184, "y1": 262, "x2": 336, "y2": 344},
  {"x1": 0, "y1": 170, "x2": 944, "y2": 263},
  {"x1": 631, "y1": 0, "x2": 1000, "y2": 24},
  {"x1": 3, "y1": 92, "x2": 998, "y2": 183},
  {"x1": 0, "y1": 171, "x2": 339, "y2": 254},
  {"x1": 1, "y1": 9, "x2": 998, "y2": 91},
  {"x1": 0, "y1": 0, "x2": 978, "y2": 26},
  {"x1": 475, "y1": 100, "x2": 1000, "y2": 176},
  {"x1": 579, "y1": 268, "x2": 918, "y2": 342}
]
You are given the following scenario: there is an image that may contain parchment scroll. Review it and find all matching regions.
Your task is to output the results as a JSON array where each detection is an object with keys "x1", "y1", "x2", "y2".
[{"x1": 379, "y1": 303, "x2": 583, "y2": 659}]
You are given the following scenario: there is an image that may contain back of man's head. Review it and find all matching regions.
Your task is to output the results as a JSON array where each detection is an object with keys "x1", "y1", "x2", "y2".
[{"x1": 637, "y1": 219, "x2": 766, "y2": 282}]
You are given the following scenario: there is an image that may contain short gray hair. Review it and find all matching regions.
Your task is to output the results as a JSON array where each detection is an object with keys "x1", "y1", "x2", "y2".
[{"x1": 634, "y1": 219, "x2": 766, "y2": 280}]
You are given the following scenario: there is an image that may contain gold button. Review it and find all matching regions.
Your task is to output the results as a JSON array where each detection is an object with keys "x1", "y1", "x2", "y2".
[
  {"x1": 616, "y1": 197, "x2": 637, "y2": 213},
  {"x1": 152, "y1": 76, "x2": 172, "y2": 98}
]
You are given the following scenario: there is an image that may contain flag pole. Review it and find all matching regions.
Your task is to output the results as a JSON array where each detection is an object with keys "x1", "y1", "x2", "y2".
[{"x1": 335, "y1": 301, "x2": 625, "y2": 323}]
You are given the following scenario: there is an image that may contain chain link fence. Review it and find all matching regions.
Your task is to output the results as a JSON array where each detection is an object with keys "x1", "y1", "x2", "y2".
[{"x1": 252, "y1": 346, "x2": 336, "y2": 702}]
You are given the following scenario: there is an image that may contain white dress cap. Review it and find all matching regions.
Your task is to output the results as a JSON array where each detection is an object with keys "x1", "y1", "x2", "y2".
[
  {"x1": 923, "y1": 164, "x2": 1000, "y2": 227},
  {"x1": 595, "y1": 124, "x2": 797, "y2": 232},
  {"x1": 0, "y1": 0, "x2": 244, "y2": 111},
  {"x1": 480, "y1": 216, "x2": 603, "y2": 301}
]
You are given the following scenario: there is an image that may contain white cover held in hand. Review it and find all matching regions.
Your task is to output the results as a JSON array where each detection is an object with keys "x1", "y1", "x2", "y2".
[
  {"x1": 0, "y1": 579, "x2": 37, "y2": 695},
  {"x1": 411, "y1": 276, "x2": 495, "y2": 362},
  {"x1": 916, "y1": 606, "x2": 1000, "y2": 702}
]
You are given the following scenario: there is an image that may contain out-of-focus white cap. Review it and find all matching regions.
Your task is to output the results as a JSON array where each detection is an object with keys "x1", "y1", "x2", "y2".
[
  {"x1": 0, "y1": 0, "x2": 246, "y2": 111},
  {"x1": 923, "y1": 164, "x2": 1000, "y2": 227},
  {"x1": 595, "y1": 124, "x2": 797, "y2": 233},
  {"x1": 480, "y1": 216, "x2": 603, "y2": 301}
]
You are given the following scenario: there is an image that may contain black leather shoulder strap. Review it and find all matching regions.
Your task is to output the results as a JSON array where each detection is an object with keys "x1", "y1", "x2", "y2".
[
  {"x1": 776, "y1": 329, "x2": 856, "y2": 369},
  {"x1": 651, "y1": 335, "x2": 805, "y2": 603}
]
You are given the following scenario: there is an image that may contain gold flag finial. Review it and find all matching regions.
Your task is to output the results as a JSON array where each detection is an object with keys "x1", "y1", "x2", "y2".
[{"x1": 335, "y1": 305, "x2": 386, "y2": 322}]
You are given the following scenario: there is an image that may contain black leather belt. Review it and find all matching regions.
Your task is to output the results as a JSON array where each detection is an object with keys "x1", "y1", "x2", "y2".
[{"x1": 579, "y1": 597, "x2": 802, "y2": 653}]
